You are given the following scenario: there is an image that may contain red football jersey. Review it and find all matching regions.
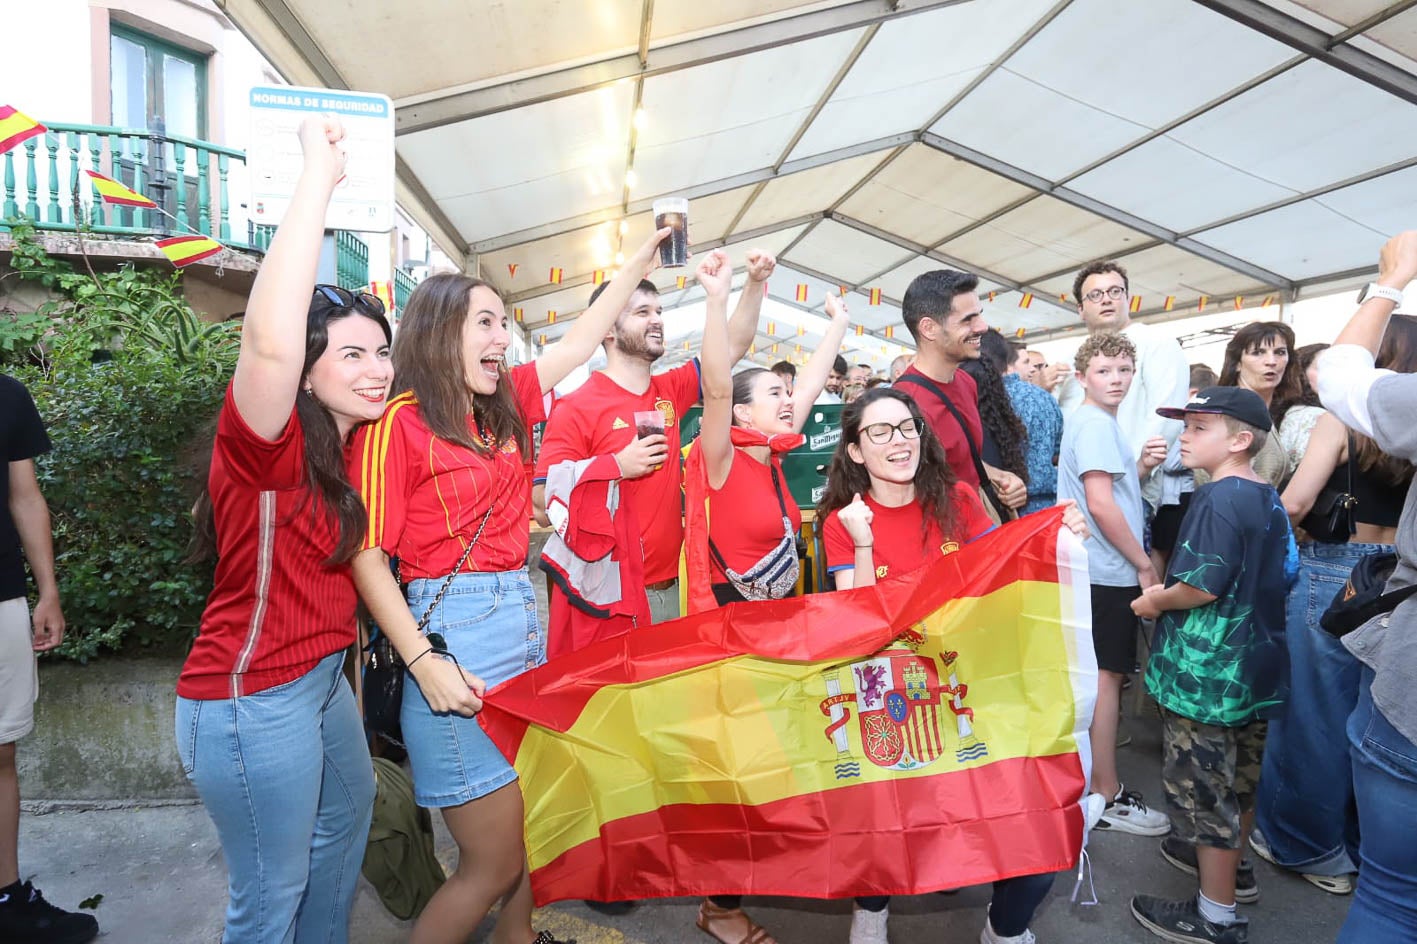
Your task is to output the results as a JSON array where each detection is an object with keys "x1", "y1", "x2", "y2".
[{"x1": 822, "y1": 483, "x2": 993, "y2": 582}]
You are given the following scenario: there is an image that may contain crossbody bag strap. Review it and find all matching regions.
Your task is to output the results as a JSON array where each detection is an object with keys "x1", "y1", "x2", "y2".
[
  {"x1": 415, "y1": 506, "x2": 494, "y2": 633},
  {"x1": 894, "y1": 373, "x2": 1007, "y2": 516},
  {"x1": 707, "y1": 458, "x2": 794, "y2": 571}
]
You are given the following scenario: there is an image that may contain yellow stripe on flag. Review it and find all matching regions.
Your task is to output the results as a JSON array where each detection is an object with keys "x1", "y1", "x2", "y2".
[
  {"x1": 1234, "y1": 296, "x2": 1244, "y2": 311},
  {"x1": 884, "y1": 326, "x2": 894, "y2": 340},
  {"x1": 154, "y1": 235, "x2": 222, "y2": 267},
  {"x1": 547, "y1": 310, "x2": 557, "y2": 324},
  {"x1": 1129, "y1": 295, "x2": 1142, "y2": 313},
  {"x1": 549, "y1": 267, "x2": 563, "y2": 284},
  {"x1": 1019, "y1": 293, "x2": 1033, "y2": 309},
  {"x1": 868, "y1": 288, "x2": 882, "y2": 306},
  {"x1": 1015, "y1": 327, "x2": 1026, "y2": 339},
  {"x1": 766, "y1": 321, "x2": 776, "y2": 336},
  {"x1": 514, "y1": 307, "x2": 524, "y2": 323},
  {"x1": 1164, "y1": 296, "x2": 1175, "y2": 311},
  {"x1": 1198, "y1": 295, "x2": 1208, "y2": 312},
  {"x1": 592, "y1": 270, "x2": 606, "y2": 285},
  {"x1": 855, "y1": 325, "x2": 864, "y2": 336},
  {"x1": 1262, "y1": 295, "x2": 1275, "y2": 308},
  {"x1": 85, "y1": 170, "x2": 157, "y2": 209},
  {"x1": 0, "y1": 106, "x2": 45, "y2": 154},
  {"x1": 795, "y1": 284, "x2": 808, "y2": 303},
  {"x1": 676, "y1": 276, "x2": 687, "y2": 289}
]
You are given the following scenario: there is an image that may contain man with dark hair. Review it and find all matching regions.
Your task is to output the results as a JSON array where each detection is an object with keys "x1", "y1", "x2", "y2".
[
  {"x1": 894, "y1": 270, "x2": 1026, "y2": 516},
  {"x1": 816, "y1": 354, "x2": 848, "y2": 404},
  {"x1": 1056, "y1": 260, "x2": 1189, "y2": 505},
  {"x1": 0, "y1": 375, "x2": 97, "y2": 944},
  {"x1": 770, "y1": 360, "x2": 796, "y2": 396}
]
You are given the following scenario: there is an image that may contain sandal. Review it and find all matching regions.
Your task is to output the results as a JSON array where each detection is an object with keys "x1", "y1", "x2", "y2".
[{"x1": 696, "y1": 899, "x2": 778, "y2": 944}]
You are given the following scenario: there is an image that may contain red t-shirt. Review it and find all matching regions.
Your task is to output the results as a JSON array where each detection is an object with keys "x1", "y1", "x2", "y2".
[
  {"x1": 350, "y1": 363, "x2": 548, "y2": 579},
  {"x1": 535, "y1": 362, "x2": 701, "y2": 584},
  {"x1": 707, "y1": 449, "x2": 803, "y2": 578},
  {"x1": 897, "y1": 365, "x2": 983, "y2": 487},
  {"x1": 822, "y1": 483, "x2": 994, "y2": 583},
  {"x1": 178, "y1": 384, "x2": 358, "y2": 700}
]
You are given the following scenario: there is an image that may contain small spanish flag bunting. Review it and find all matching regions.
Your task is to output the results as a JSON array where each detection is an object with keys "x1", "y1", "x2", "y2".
[
  {"x1": 988, "y1": 291, "x2": 997, "y2": 303},
  {"x1": 1015, "y1": 327, "x2": 1027, "y2": 339},
  {"x1": 797, "y1": 325, "x2": 805, "y2": 337},
  {"x1": 85, "y1": 170, "x2": 157, "y2": 209},
  {"x1": 368, "y1": 280, "x2": 394, "y2": 314},
  {"x1": 1198, "y1": 296, "x2": 1208, "y2": 312},
  {"x1": 549, "y1": 267, "x2": 563, "y2": 284},
  {"x1": 670, "y1": 275, "x2": 684, "y2": 289},
  {"x1": 1164, "y1": 296, "x2": 1175, "y2": 311},
  {"x1": 683, "y1": 340, "x2": 691, "y2": 351},
  {"x1": 1262, "y1": 295, "x2": 1276, "y2": 308},
  {"x1": 1059, "y1": 294, "x2": 1069, "y2": 304},
  {"x1": 592, "y1": 270, "x2": 607, "y2": 285},
  {"x1": 771, "y1": 343, "x2": 779, "y2": 354},
  {"x1": 868, "y1": 288, "x2": 882, "y2": 306},
  {"x1": 547, "y1": 310, "x2": 558, "y2": 324},
  {"x1": 1233, "y1": 296, "x2": 1244, "y2": 311},
  {"x1": 514, "y1": 307, "x2": 524, "y2": 323},
  {"x1": 766, "y1": 321, "x2": 776, "y2": 336},
  {"x1": 0, "y1": 106, "x2": 44, "y2": 155},
  {"x1": 1019, "y1": 293, "x2": 1034, "y2": 309},
  {"x1": 749, "y1": 344, "x2": 756, "y2": 355},
  {"x1": 795, "y1": 284, "x2": 809, "y2": 303},
  {"x1": 884, "y1": 326, "x2": 894, "y2": 339},
  {"x1": 539, "y1": 334, "x2": 547, "y2": 345},
  {"x1": 855, "y1": 325, "x2": 865, "y2": 336},
  {"x1": 154, "y1": 234, "x2": 223, "y2": 268},
  {"x1": 1129, "y1": 295, "x2": 1142, "y2": 313},
  {"x1": 839, "y1": 284, "x2": 850, "y2": 297},
  {"x1": 507, "y1": 264, "x2": 519, "y2": 279}
]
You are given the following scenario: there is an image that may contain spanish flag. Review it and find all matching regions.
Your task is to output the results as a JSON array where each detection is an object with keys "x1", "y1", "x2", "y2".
[
  {"x1": 839, "y1": 284, "x2": 850, "y2": 297},
  {"x1": 1129, "y1": 295, "x2": 1142, "y2": 313},
  {"x1": 1015, "y1": 327, "x2": 1026, "y2": 339},
  {"x1": 592, "y1": 270, "x2": 606, "y2": 285},
  {"x1": 868, "y1": 288, "x2": 882, "y2": 306},
  {"x1": 1233, "y1": 296, "x2": 1244, "y2": 311},
  {"x1": 1164, "y1": 296, "x2": 1175, "y2": 312},
  {"x1": 508, "y1": 264, "x2": 519, "y2": 279},
  {"x1": 1262, "y1": 295, "x2": 1276, "y2": 308},
  {"x1": 0, "y1": 106, "x2": 44, "y2": 155},
  {"x1": 855, "y1": 325, "x2": 865, "y2": 336},
  {"x1": 367, "y1": 280, "x2": 394, "y2": 314},
  {"x1": 988, "y1": 292, "x2": 997, "y2": 303},
  {"x1": 1019, "y1": 293, "x2": 1033, "y2": 309},
  {"x1": 766, "y1": 321, "x2": 776, "y2": 336},
  {"x1": 1198, "y1": 295, "x2": 1208, "y2": 313},
  {"x1": 154, "y1": 234, "x2": 222, "y2": 267},
  {"x1": 676, "y1": 276, "x2": 687, "y2": 289},
  {"x1": 84, "y1": 170, "x2": 157, "y2": 209},
  {"x1": 795, "y1": 284, "x2": 809, "y2": 303},
  {"x1": 547, "y1": 310, "x2": 557, "y2": 324},
  {"x1": 480, "y1": 512, "x2": 1092, "y2": 903},
  {"x1": 514, "y1": 307, "x2": 524, "y2": 323},
  {"x1": 884, "y1": 325, "x2": 894, "y2": 340},
  {"x1": 549, "y1": 267, "x2": 563, "y2": 284}
]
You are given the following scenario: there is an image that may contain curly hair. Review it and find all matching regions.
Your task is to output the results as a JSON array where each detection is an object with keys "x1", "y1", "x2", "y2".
[
  {"x1": 816, "y1": 387, "x2": 961, "y2": 548},
  {"x1": 1219, "y1": 321, "x2": 1302, "y2": 428},
  {"x1": 1072, "y1": 260, "x2": 1129, "y2": 305},
  {"x1": 961, "y1": 351, "x2": 1029, "y2": 483},
  {"x1": 1073, "y1": 331, "x2": 1136, "y2": 374}
]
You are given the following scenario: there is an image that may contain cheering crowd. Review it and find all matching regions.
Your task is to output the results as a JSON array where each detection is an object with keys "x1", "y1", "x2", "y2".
[{"x1": 3, "y1": 116, "x2": 1417, "y2": 944}]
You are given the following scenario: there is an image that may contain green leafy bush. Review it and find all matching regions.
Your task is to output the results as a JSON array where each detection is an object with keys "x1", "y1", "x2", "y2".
[{"x1": 4, "y1": 221, "x2": 238, "y2": 660}]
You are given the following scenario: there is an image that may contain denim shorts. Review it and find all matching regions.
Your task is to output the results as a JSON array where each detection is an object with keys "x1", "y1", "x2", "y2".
[{"x1": 400, "y1": 569, "x2": 544, "y2": 808}]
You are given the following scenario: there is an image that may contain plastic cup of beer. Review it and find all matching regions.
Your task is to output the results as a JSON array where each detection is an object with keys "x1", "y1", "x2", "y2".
[
  {"x1": 652, "y1": 197, "x2": 689, "y2": 268},
  {"x1": 635, "y1": 410, "x2": 667, "y2": 470}
]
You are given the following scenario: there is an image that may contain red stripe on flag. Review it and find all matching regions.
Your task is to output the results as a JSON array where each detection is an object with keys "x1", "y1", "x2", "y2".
[
  {"x1": 0, "y1": 105, "x2": 45, "y2": 154},
  {"x1": 526, "y1": 753, "x2": 1085, "y2": 903}
]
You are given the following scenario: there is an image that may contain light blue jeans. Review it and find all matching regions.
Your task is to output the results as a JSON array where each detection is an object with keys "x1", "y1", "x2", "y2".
[
  {"x1": 176, "y1": 650, "x2": 375, "y2": 944},
  {"x1": 1255, "y1": 542, "x2": 1387, "y2": 876}
]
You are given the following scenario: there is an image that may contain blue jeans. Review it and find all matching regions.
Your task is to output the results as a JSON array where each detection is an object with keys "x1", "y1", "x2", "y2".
[
  {"x1": 1338, "y1": 667, "x2": 1417, "y2": 943},
  {"x1": 176, "y1": 651, "x2": 375, "y2": 944},
  {"x1": 1255, "y1": 543, "x2": 1385, "y2": 875}
]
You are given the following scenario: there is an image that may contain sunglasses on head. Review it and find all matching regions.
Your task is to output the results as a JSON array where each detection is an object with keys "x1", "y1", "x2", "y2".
[{"x1": 313, "y1": 284, "x2": 386, "y2": 316}]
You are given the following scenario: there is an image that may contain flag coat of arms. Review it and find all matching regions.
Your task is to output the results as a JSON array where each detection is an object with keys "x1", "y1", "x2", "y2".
[{"x1": 480, "y1": 511, "x2": 1096, "y2": 904}]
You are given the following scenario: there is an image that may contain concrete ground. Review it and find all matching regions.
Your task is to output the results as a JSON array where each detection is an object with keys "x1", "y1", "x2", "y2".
[{"x1": 20, "y1": 710, "x2": 1351, "y2": 944}]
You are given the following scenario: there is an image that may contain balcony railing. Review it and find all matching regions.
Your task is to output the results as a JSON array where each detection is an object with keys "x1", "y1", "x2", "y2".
[
  {"x1": 393, "y1": 266, "x2": 417, "y2": 311},
  {"x1": 0, "y1": 122, "x2": 272, "y2": 250}
]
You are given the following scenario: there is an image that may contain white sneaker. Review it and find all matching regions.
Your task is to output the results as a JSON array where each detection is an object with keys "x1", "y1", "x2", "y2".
[
  {"x1": 981, "y1": 917, "x2": 1036, "y2": 944},
  {"x1": 849, "y1": 903, "x2": 889, "y2": 944},
  {"x1": 1096, "y1": 786, "x2": 1171, "y2": 837}
]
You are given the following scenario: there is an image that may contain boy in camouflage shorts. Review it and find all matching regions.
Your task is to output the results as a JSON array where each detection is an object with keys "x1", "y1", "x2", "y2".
[{"x1": 1129, "y1": 388, "x2": 1298, "y2": 944}]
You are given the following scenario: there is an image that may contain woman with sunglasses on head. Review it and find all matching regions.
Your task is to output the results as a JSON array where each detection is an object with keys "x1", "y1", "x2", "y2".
[
  {"x1": 816, "y1": 387, "x2": 1087, "y2": 944},
  {"x1": 679, "y1": 255, "x2": 848, "y2": 944},
  {"x1": 348, "y1": 228, "x2": 669, "y2": 944},
  {"x1": 177, "y1": 116, "x2": 389, "y2": 942}
]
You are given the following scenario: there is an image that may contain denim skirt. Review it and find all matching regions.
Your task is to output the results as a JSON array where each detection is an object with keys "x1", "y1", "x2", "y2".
[{"x1": 400, "y1": 569, "x2": 544, "y2": 807}]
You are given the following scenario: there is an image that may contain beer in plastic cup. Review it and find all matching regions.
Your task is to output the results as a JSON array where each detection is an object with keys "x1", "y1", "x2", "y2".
[
  {"x1": 635, "y1": 410, "x2": 667, "y2": 470},
  {"x1": 652, "y1": 198, "x2": 689, "y2": 268}
]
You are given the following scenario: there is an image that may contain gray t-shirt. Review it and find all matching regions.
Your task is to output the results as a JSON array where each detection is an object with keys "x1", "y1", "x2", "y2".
[{"x1": 1058, "y1": 404, "x2": 1145, "y2": 588}]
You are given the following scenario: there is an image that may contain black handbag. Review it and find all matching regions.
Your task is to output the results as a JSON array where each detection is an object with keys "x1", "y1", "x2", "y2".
[
  {"x1": 362, "y1": 508, "x2": 491, "y2": 746},
  {"x1": 1320, "y1": 551, "x2": 1417, "y2": 638},
  {"x1": 1299, "y1": 435, "x2": 1358, "y2": 544}
]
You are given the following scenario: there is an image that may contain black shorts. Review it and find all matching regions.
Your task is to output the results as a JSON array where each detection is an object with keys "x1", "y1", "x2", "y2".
[
  {"x1": 1150, "y1": 492, "x2": 1194, "y2": 556},
  {"x1": 1091, "y1": 584, "x2": 1141, "y2": 674}
]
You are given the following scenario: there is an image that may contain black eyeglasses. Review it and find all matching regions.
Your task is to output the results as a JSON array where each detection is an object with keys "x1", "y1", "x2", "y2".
[
  {"x1": 862, "y1": 418, "x2": 923, "y2": 444},
  {"x1": 1082, "y1": 285, "x2": 1127, "y2": 304},
  {"x1": 313, "y1": 284, "x2": 386, "y2": 316}
]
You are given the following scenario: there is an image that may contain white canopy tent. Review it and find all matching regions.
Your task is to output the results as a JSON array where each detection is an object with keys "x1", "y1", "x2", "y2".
[{"x1": 216, "y1": 0, "x2": 1417, "y2": 372}]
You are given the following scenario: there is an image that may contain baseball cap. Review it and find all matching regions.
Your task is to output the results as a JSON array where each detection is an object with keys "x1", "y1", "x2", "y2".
[{"x1": 1156, "y1": 386, "x2": 1272, "y2": 431}]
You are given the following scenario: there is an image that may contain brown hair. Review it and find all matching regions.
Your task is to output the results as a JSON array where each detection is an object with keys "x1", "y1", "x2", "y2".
[
  {"x1": 1355, "y1": 315, "x2": 1417, "y2": 486},
  {"x1": 1073, "y1": 331, "x2": 1136, "y2": 373},
  {"x1": 1072, "y1": 260, "x2": 1129, "y2": 305},
  {"x1": 816, "y1": 387, "x2": 961, "y2": 548},
  {"x1": 1219, "y1": 321, "x2": 1302, "y2": 426},
  {"x1": 1221, "y1": 416, "x2": 1267, "y2": 459},
  {"x1": 393, "y1": 273, "x2": 531, "y2": 456}
]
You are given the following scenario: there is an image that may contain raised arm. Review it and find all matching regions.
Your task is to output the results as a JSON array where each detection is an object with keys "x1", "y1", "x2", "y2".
[
  {"x1": 695, "y1": 250, "x2": 738, "y2": 489},
  {"x1": 726, "y1": 250, "x2": 774, "y2": 363},
  {"x1": 790, "y1": 293, "x2": 851, "y2": 430},
  {"x1": 534, "y1": 227, "x2": 668, "y2": 392},
  {"x1": 233, "y1": 116, "x2": 345, "y2": 441}
]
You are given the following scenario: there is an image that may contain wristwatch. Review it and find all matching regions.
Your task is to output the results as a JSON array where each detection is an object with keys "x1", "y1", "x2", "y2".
[{"x1": 1357, "y1": 282, "x2": 1404, "y2": 306}]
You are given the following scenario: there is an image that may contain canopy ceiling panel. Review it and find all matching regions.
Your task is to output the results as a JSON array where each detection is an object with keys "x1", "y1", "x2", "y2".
[
  {"x1": 872, "y1": 255, "x2": 963, "y2": 303},
  {"x1": 786, "y1": 219, "x2": 913, "y2": 284},
  {"x1": 982, "y1": 291, "x2": 1076, "y2": 330},
  {"x1": 1028, "y1": 246, "x2": 1266, "y2": 315},
  {"x1": 650, "y1": 0, "x2": 860, "y2": 42},
  {"x1": 1360, "y1": 7, "x2": 1417, "y2": 60},
  {"x1": 784, "y1": 0, "x2": 1057, "y2": 162},
  {"x1": 632, "y1": 30, "x2": 865, "y2": 195},
  {"x1": 1287, "y1": 0, "x2": 1402, "y2": 27},
  {"x1": 733, "y1": 151, "x2": 886, "y2": 233},
  {"x1": 938, "y1": 195, "x2": 1152, "y2": 281},
  {"x1": 1192, "y1": 200, "x2": 1389, "y2": 280},
  {"x1": 836, "y1": 144, "x2": 1034, "y2": 246},
  {"x1": 398, "y1": 84, "x2": 634, "y2": 241},
  {"x1": 1312, "y1": 163, "x2": 1417, "y2": 235}
]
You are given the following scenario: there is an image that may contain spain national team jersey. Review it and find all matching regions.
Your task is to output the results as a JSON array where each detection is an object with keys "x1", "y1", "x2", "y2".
[
  {"x1": 535, "y1": 361, "x2": 701, "y2": 584},
  {"x1": 350, "y1": 363, "x2": 548, "y2": 579},
  {"x1": 822, "y1": 483, "x2": 994, "y2": 582}
]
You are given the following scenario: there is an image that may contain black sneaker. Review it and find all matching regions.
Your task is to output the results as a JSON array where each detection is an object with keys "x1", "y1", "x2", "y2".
[
  {"x1": 1131, "y1": 894, "x2": 1249, "y2": 944},
  {"x1": 583, "y1": 899, "x2": 636, "y2": 916},
  {"x1": 532, "y1": 932, "x2": 577, "y2": 944},
  {"x1": 1159, "y1": 835, "x2": 1259, "y2": 903},
  {"x1": 0, "y1": 881, "x2": 99, "y2": 944}
]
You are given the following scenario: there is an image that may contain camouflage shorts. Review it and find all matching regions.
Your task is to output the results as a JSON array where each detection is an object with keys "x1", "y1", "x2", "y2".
[{"x1": 1160, "y1": 711, "x2": 1267, "y2": 849}]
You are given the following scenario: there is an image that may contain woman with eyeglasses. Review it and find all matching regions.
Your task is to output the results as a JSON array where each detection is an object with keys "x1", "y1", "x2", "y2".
[
  {"x1": 177, "y1": 117, "x2": 389, "y2": 941},
  {"x1": 348, "y1": 228, "x2": 669, "y2": 944},
  {"x1": 816, "y1": 386, "x2": 1087, "y2": 944},
  {"x1": 679, "y1": 259, "x2": 847, "y2": 944}
]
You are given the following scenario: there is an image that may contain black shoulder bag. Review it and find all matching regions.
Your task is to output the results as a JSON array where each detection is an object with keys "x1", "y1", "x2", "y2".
[
  {"x1": 363, "y1": 507, "x2": 492, "y2": 746},
  {"x1": 894, "y1": 372, "x2": 1013, "y2": 522},
  {"x1": 1299, "y1": 434, "x2": 1358, "y2": 544}
]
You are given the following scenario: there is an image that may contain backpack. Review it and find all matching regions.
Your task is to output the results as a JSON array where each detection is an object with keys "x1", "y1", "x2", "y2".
[{"x1": 362, "y1": 756, "x2": 446, "y2": 920}]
